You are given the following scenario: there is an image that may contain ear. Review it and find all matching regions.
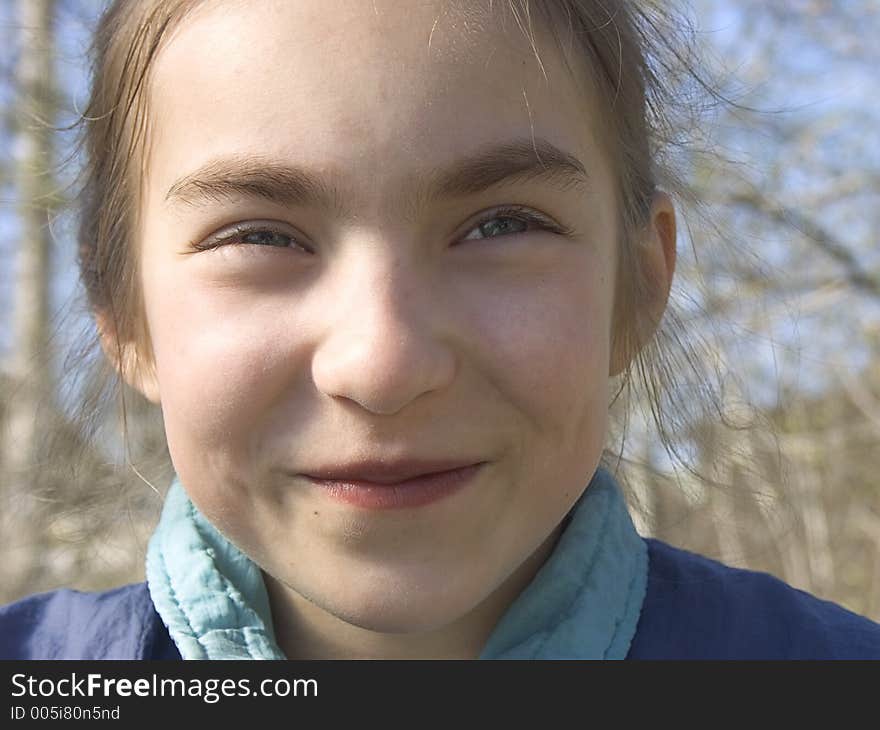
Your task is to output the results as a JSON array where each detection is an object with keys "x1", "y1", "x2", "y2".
[
  {"x1": 94, "y1": 310, "x2": 162, "y2": 405},
  {"x1": 609, "y1": 191, "x2": 677, "y2": 377}
]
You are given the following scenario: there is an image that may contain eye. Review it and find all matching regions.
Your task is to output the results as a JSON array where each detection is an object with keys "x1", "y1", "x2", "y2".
[
  {"x1": 459, "y1": 205, "x2": 573, "y2": 243},
  {"x1": 190, "y1": 221, "x2": 313, "y2": 254}
]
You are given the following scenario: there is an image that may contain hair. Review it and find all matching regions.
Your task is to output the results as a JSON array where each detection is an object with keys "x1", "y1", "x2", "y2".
[{"x1": 32, "y1": 0, "x2": 788, "y2": 592}]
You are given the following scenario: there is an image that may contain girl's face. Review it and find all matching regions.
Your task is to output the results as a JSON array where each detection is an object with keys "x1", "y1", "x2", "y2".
[{"x1": 136, "y1": 0, "x2": 625, "y2": 647}]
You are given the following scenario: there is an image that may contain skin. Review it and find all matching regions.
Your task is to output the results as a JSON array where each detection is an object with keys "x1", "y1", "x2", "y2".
[{"x1": 120, "y1": 0, "x2": 676, "y2": 658}]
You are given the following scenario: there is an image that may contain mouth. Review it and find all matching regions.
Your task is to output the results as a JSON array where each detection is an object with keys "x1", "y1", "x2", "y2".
[
  {"x1": 301, "y1": 462, "x2": 486, "y2": 510},
  {"x1": 301, "y1": 458, "x2": 486, "y2": 485}
]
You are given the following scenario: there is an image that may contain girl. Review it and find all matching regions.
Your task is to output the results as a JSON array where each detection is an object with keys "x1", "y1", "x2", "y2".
[{"x1": 2, "y1": 0, "x2": 879, "y2": 659}]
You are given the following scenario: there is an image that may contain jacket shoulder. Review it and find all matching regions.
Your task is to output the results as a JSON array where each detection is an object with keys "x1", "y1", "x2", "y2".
[
  {"x1": 627, "y1": 538, "x2": 880, "y2": 659},
  {"x1": 0, "y1": 582, "x2": 180, "y2": 659}
]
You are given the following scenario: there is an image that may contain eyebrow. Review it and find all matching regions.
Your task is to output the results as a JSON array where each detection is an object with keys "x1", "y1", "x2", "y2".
[{"x1": 163, "y1": 137, "x2": 590, "y2": 221}]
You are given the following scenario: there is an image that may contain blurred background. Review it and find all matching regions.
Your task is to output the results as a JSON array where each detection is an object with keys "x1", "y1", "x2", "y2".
[{"x1": 1, "y1": 0, "x2": 879, "y2": 621}]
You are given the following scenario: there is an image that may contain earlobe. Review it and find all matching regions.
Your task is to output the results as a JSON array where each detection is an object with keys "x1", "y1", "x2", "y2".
[
  {"x1": 94, "y1": 311, "x2": 162, "y2": 405},
  {"x1": 117, "y1": 342, "x2": 162, "y2": 405},
  {"x1": 129, "y1": 357, "x2": 161, "y2": 404}
]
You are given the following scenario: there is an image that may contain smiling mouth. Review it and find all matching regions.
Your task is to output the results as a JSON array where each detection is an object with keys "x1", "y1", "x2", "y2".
[
  {"x1": 301, "y1": 463, "x2": 486, "y2": 509},
  {"x1": 300, "y1": 457, "x2": 486, "y2": 485}
]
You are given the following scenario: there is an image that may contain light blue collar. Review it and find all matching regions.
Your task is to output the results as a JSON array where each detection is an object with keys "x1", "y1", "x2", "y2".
[
  {"x1": 146, "y1": 466, "x2": 647, "y2": 660},
  {"x1": 478, "y1": 466, "x2": 648, "y2": 658},
  {"x1": 145, "y1": 484, "x2": 285, "y2": 659}
]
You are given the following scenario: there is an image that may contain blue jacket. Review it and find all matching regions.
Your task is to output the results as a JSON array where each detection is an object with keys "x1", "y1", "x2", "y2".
[
  {"x1": 3, "y1": 465, "x2": 880, "y2": 659},
  {"x1": 4, "y1": 538, "x2": 879, "y2": 659}
]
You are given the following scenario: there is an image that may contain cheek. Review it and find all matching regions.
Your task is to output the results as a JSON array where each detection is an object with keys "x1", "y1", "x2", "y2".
[
  {"x1": 143, "y1": 274, "x2": 304, "y2": 456},
  {"x1": 466, "y1": 262, "x2": 612, "y2": 428}
]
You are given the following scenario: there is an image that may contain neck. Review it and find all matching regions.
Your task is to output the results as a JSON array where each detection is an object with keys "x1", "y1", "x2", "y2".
[{"x1": 263, "y1": 524, "x2": 562, "y2": 660}]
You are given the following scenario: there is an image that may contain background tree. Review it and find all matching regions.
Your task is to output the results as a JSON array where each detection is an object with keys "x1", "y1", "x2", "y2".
[{"x1": 1, "y1": 0, "x2": 58, "y2": 596}]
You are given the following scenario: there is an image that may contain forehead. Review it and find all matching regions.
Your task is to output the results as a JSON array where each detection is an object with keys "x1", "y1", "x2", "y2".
[{"x1": 144, "y1": 0, "x2": 605, "y2": 216}]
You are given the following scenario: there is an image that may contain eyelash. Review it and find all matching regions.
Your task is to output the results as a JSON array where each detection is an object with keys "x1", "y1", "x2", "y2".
[{"x1": 191, "y1": 205, "x2": 574, "y2": 254}]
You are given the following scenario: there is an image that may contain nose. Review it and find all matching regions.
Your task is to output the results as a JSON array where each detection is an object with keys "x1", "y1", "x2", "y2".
[{"x1": 310, "y1": 252, "x2": 457, "y2": 416}]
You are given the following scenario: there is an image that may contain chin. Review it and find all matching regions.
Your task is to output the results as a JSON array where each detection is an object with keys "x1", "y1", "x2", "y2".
[{"x1": 324, "y1": 579, "x2": 483, "y2": 636}]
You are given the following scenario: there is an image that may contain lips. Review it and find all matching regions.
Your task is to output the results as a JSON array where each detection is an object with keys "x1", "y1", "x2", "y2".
[
  {"x1": 301, "y1": 459, "x2": 484, "y2": 485},
  {"x1": 302, "y1": 462, "x2": 486, "y2": 509}
]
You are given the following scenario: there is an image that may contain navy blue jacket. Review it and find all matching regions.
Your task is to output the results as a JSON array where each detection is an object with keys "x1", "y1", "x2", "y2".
[{"x1": 3, "y1": 539, "x2": 879, "y2": 659}]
